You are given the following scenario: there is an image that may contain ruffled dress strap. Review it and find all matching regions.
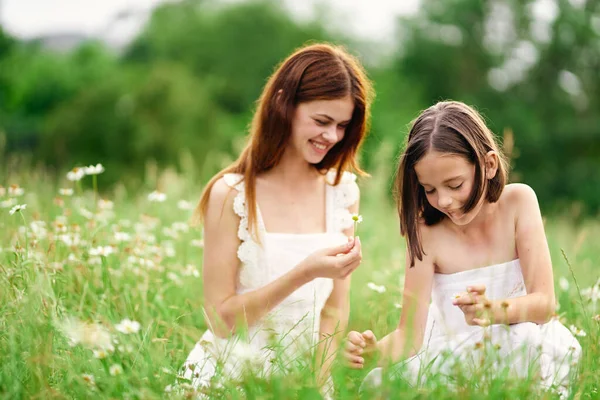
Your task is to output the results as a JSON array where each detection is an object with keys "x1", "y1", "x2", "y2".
[{"x1": 222, "y1": 173, "x2": 266, "y2": 290}]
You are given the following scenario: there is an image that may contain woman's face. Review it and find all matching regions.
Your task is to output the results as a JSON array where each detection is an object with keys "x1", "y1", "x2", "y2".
[{"x1": 288, "y1": 95, "x2": 354, "y2": 165}]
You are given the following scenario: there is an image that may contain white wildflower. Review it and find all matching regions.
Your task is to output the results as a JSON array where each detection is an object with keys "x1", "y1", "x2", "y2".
[
  {"x1": 1, "y1": 198, "x2": 16, "y2": 208},
  {"x1": 88, "y1": 256, "x2": 103, "y2": 265},
  {"x1": 98, "y1": 199, "x2": 114, "y2": 210},
  {"x1": 182, "y1": 264, "x2": 200, "y2": 278},
  {"x1": 167, "y1": 272, "x2": 183, "y2": 286},
  {"x1": 67, "y1": 167, "x2": 85, "y2": 181},
  {"x1": 114, "y1": 231, "x2": 132, "y2": 243},
  {"x1": 148, "y1": 190, "x2": 166, "y2": 202},
  {"x1": 569, "y1": 325, "x2": 586, "y2": 337},
  {"x1": 559, "y1": 277, "x2": 569, "y2": 291},
  {"x1": 177, "y1": 200, "x2": 193, "y2": 210},
  {"x1": 59, "y1": 317, "x2": 113, "y2": 350},
  {"x1": 9, "y1": 204, "x2": 26, "y2": 215},
  {"x1": 162, "y1": 227, "x2": 178, "y2": 239},
  {"x1": 59, "y1": 188, "x2": 74, "y2": 196},
  {"x1": 351, "y1": 214, "x2": 363, "y2": 223},
  {"x1": 582, "y1": 286, "x2": 600, "y2": 303},
  {"x1": 109, "y1": 364, "x2": 124, "y2": 376},
  {"x1": 84, "y1": 163, "x2": 105, "y2": 175},
  {"x1": 93, "y1": 349, "x2": 110, "y2": 359},
  {"x1": 367, "y1": 282, "x2": 386, "y2": 294},
  {"x1": 89, "y1": 246, "x2": 114, "y2": 257},
  {"x1": 115, "y1": 318, "x2": 141, "y2": 334},
  {"x1": 30, "y1": 221, "x2": 48, "y2": 238},
  {"x1": 172, "y1": 222, "x2": 189, "y2": 233},
  {"x1": 82, "y1": 374, "x2": 96, "y2": 386},
  {"x1": 79, "y1": 207, "x2": 95, "y2": 220},
  {"x1": 8, "y1": 184, "x2": 25, "y2": 196}
]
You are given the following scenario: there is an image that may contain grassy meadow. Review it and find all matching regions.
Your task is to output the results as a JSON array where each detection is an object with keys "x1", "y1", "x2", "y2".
[{"x1": 0, "y1": 157, "x2": 599, "y2": 399}]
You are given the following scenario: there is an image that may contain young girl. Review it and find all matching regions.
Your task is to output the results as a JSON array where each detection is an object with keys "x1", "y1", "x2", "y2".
[
  {"x1": 178, "y1": 43, "x2": 373, "y2": 393},
  {"x1": 344, "y1": 101, "x2": 581, "y2": 395}
]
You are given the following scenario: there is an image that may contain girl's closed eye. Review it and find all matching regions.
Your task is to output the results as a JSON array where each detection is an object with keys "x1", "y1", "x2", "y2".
[
  {"x1": 424, "y1": 188, "x2": 435, "y2": 195},
  {"x1": 314, "y1": 119, "x2": 328, "y2": 126},
  {"x1": 450, "y1": 183, "x2": 463, "y2": 190}
]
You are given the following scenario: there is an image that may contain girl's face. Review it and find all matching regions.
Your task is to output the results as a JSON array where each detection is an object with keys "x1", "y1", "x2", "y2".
[
  {"x1": 414, "y1": 150, "x2": 483, "y2": 226},
  {"x1": 288, "y1": 95, "x2": 354, "y2": 165}
]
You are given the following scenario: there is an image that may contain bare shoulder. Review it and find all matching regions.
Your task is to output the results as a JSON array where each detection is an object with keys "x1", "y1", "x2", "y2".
[
  {"x1": 204, "y1": 177, "x2": 240, "y2": 222},
  {"x1": 416, "y1": 218, "x2": 439, "y2": 257},
  {"x1": 500, "y1": 183, "x2": 540, "y2": 210}
]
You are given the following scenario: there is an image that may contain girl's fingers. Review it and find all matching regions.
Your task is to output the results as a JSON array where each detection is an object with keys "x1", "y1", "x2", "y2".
[
  {"x1": 347, "y1": 331, "x2": 366, "y2": 347},
  {"x1": 345, "y1": 342, "x2": 363, "y2": 353},
  {"x1": 467, "y1": 284, "x2": 486, "y2": 295},
  {"x1": 344, "y1": 353, "x2": 364, "y2": 366}
]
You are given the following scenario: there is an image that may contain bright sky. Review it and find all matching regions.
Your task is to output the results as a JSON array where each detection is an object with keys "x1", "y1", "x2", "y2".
[{"x1": 0, "y1": 0, "x2": 420, "y2": 45}]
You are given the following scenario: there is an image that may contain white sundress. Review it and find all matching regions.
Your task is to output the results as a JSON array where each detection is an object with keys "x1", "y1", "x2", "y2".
[
  {"x1": 362, "y1": 259, "x2": 582, "y2": 397},
  {"x1": 178, "y1": 170, "x2": 359, "y2": 390}
]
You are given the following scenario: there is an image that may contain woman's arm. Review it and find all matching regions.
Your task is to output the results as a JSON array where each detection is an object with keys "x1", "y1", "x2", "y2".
[
  {"x1": 315, "y1": 189, "x2": 360, "y2": 385},
  {"x1": 203, "y1": 178, "x2": 361, "y2": 338}
]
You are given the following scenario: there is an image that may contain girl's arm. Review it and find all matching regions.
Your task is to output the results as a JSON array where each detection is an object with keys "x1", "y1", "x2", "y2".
[
  {"x1": 202, "y1": 178, "x2": 361, "y2": 338},
  {"x1": 454, "y1": 184, "x2": 556, "y2": 326},
  {"x1": 374, "y1": 246, "x2": 435, "y2": 365}
]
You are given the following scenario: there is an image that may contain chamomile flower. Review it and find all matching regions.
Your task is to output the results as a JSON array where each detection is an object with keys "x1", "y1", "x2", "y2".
[
  {"x1": 9, "y1": 204, "x2": 26, "y2": 215},
  {"x1": 115, "y1": 318, "x2": 141, "y2": 334}
]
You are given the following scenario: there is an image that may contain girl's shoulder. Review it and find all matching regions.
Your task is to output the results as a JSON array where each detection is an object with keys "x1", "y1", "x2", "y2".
[{"x1": 498, "y1": 183, "x2": 540, "y2": 216}]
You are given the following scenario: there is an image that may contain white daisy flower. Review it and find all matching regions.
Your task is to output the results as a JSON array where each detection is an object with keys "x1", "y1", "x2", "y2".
[
  {"x1": 559, "y1": 277, "x2": 569, "y2": 291},
  {"x1": 67, "y1": 167, "x2": 85, "y2": 181},
  {"x1": 0, "y1": 198, "x2": 16, "y2": 208},
  {"x1": 9, "y1": 204, "x2": 26, "y2": 215},
  {"x1": 82, "y1": 374, "x2": 95, "y2": 385},
  {"x1": 8, "y1": 184, "x2": 25, "y2": 196},
  {"x1": 177, "y1": 200, "x2": 193, "y2": 210},
  {"x1": 89, "y1": 246, "x2": 114, "y2": 257},
  {"x1": 148, "y1": 190, "x2": 166, "y2": 202},
  {"x1": 59, "y1": 188, "x2": 74, "y2": 196},
  {"x1": 109, "y1": 364, "x2": 124, "y2": 376},
  {"x1": 367, "y1": 282, "x2": 386, "y2": 294},
  {"x1": 84, "y1": 163, "x2": 105, "y2": 175},
  {"x1": 569, "y1": 325, "x2": 586, "y2": 337},
  {"x1": 115, "y1": 318, "x2": 141, "y2": 334}
]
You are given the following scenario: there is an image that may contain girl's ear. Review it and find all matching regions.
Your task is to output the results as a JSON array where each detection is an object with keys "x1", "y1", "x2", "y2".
[{"x1": 485, "y1": 151, "x2": 499, "y2": 180}]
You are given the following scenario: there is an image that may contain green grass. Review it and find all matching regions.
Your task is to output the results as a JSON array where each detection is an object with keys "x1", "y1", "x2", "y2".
[{"x1": 0, "y1": 162, "x2": 598, "y2": 399}]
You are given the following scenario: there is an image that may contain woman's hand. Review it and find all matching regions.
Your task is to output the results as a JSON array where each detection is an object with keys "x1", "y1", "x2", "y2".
[{"x1": 299, "y1": 237, "x2": 362, "y2": 280}]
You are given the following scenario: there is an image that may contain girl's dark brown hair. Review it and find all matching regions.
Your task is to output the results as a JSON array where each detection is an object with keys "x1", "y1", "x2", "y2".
[
  {"x1": 395, "y1": 101, "x2": 509, "y2": 267},
  {"x1": 192, "y1": 43, "x2": 374, "y2": 235}
]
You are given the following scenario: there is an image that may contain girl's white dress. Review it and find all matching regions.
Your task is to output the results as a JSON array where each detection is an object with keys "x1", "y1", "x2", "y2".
[
  {"x1": 178, "y1": 171, "x2": 359, "y2": 389},
  {"x1": 363, "y1": 260, "x2": 582, "y2": 395}
]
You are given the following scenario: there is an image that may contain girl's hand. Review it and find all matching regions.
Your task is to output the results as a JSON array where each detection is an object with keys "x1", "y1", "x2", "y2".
[
  {"x1": 452, "y1": 284, "x2": 492, "y2": 326},
  {"x1": 298, "y1": 237, "x2": 362, "y2": 280},
  {"x1": 343, "y1": 330, "x2": 377, "y2": 369}
]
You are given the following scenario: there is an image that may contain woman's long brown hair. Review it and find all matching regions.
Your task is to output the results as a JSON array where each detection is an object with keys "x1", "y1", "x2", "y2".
[{"x1": 192, "y1": 43, "x2": 374, "y2": 237}]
